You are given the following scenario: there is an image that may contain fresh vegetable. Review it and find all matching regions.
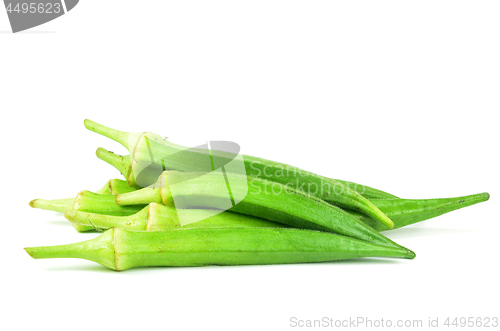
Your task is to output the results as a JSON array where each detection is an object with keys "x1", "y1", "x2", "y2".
[
  {"x1": 115, "y1": 171, "x2": 407, "y2": 249},
  {"x1": 29, "y1": 178, "x2": 135, "y2": 214},
  {"x1": 31, "y1": 190, "x2": 144, "y2": 232},
  {"x1": 23, "y1": 119, "x2": 493, "y2": 272},
  {"x1": 24, "y1": 227, "x2": 416, "y2": 270},
  {"x1": 65, "y1": 203, "x2": 286, "y2": 231},
  {"x1": 347, "y1": 192, "x2": 490, "y2": 231},
  {"x1": 66, "y1": 192, "x2": 489, "y2": 233},
  {"x1": 30, "y1": 178, "x2": 137, "y2": 232},
  {"x1": 96, "y1": 147, "x2": 399, "y2": 200},
  {"x1": 85, "y1": 120, "x2": 395, "y2": 229}
]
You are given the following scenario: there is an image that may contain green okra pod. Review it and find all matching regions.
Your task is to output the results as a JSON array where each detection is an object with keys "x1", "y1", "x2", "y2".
[
  {"x1": 29, "y1": 179, "x2": 138, "y2": 232},
  {"x1": 346, "y1": 192, "x2": 490, "y2": 231},
  {"x1": 24, "y1": 227, "x2": 416, "y2": 271},
  {"x1": 67, "y1": 192, "x2": 489, "y2": 232},
  {"x1": 65, "y1": 203, "x2": 287, "y2": 231},
  {"x1": 29, "y1": 178, "x2": 136, "y2": 214},
  {"x1": 96, "y1": 148, "x2": 398, "y2": 200},
  {"x1": 31, "y1": 190, "x2": 144, "y2": 232},
  {"x1": 85, "y1": 120, "x2": 395, "y2": 229},
  {"x1": 115, "y1": 171, "x2": 408, "y2": 250}
]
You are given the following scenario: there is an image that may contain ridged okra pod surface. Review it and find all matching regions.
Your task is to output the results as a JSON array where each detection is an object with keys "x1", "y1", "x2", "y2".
[
  {"x1": 29, "y1": 179, "x2": 140, "y2": 232},
  {"x1": 84, "y1": 120, "x2": 395, "y2": 229},
  {"x1": 65, "y1": 203, "x2": 287, "y2": 232},
  {"x1": 25, "y1": 228, "x2": 416, "y2": 271},
  {"x1": 346, "y1": 192, "x2": 490, "y2": 232},
  {"x1": 115, "y1": 171, "x2": 409, "y2": 250}
]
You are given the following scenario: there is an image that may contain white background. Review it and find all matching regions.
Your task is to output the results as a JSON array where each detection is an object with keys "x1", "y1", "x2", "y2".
[{"x1": 1, "y1": 1, "x2": 499, "y2": 330}]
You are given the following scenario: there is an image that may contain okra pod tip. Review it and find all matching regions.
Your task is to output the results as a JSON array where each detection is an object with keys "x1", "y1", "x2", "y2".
[
  {"x1": 479, "y1": 192, "x2": 490, "y2": 201},
  {"x1": 29, "y1": 198, "x2": 74, "y2": 214},
  {"x1": 84, "y1": 119, "x2": 132, "y2": 150}
]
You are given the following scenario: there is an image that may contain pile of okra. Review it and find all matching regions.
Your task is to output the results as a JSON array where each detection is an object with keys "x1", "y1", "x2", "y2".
[{"x1": 25, "y1": 120, "x2": 490, "y2": 271}]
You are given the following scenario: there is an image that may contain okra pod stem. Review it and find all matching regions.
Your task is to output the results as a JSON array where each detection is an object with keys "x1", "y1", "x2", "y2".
[
  {"x1": 25, "y1": 227, "x2": 416, "y2": 271},
  {"x1": 84, "y1": 120, "x2": 136, "y2": 151},
  {"x1": 30, "y1": 188, "x2": 143, "y2": 232},
  {"x1": 29, "y1": 198, "x2": 75, "y2": 214},
  {"x1": 29, "y1": 179, "x2": 136, "y2": 214},
  {"x1": 95, "y1": 148, "x2": 133, "y2": 182},
  {"x1": 29, "y1": 179, "x2": 128, "y2": 232}
]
